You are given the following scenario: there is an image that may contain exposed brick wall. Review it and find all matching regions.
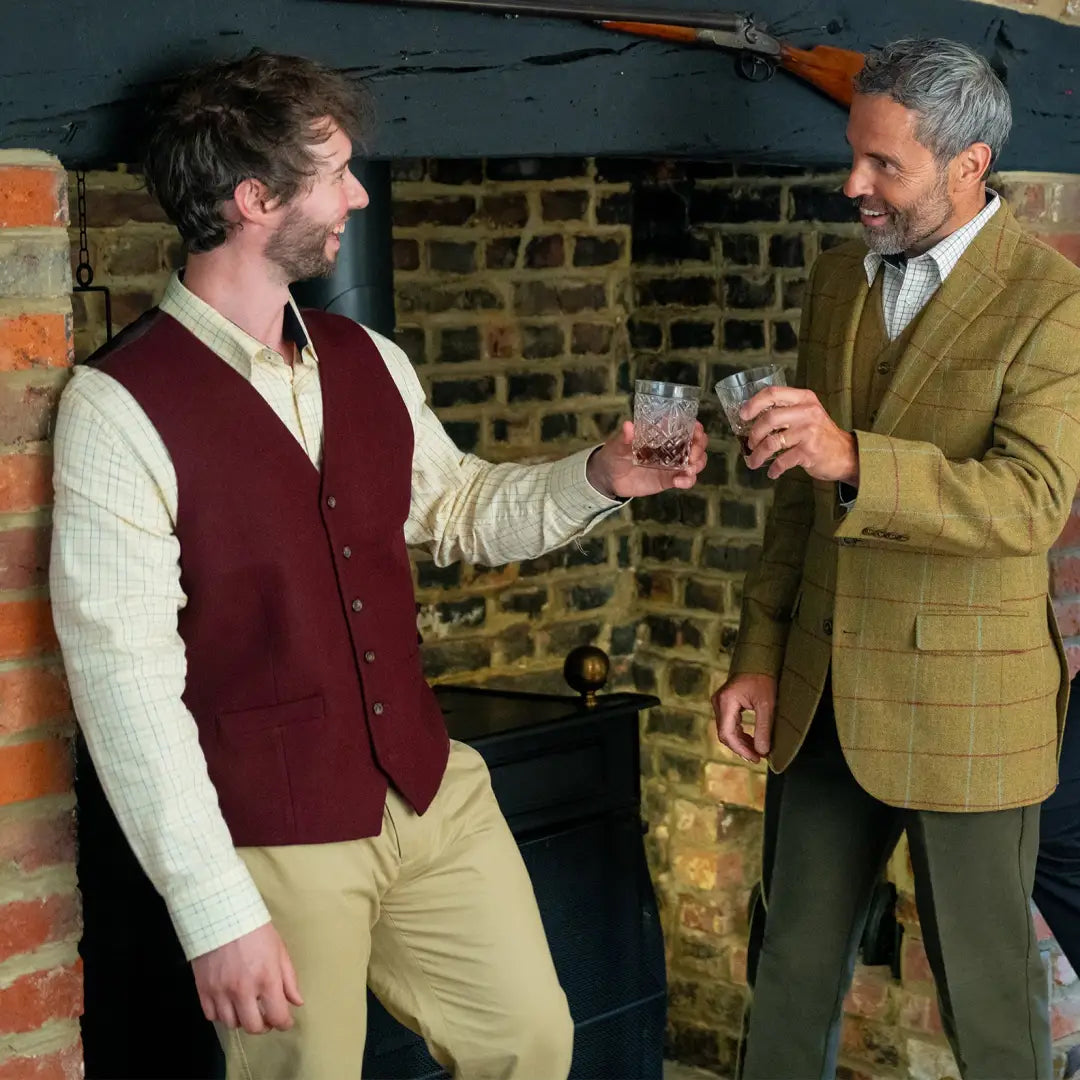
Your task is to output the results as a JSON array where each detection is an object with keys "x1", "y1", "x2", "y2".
[
  {"x1": 0, "y1": 151, "x2": 82, "y2": 1080},
  {"x1": 62, "y1": 161, "x2": 1080, "y2": 1078}
]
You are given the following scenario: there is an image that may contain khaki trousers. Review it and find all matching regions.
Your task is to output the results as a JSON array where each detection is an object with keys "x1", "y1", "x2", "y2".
[{"x1": 218, "y1": 741, "x2": 574, "y2": 1080}]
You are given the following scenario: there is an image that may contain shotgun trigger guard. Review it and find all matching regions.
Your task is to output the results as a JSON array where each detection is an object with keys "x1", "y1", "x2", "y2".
[{"x1": 735, "y1": 51, "x2": 776, "y2": 82}]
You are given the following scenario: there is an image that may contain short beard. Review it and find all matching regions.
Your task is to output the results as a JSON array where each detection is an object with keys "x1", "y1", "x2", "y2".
[
  {"x1": 265, "y1": 204, "x2": 337, "y2": 283},
  {"x1": 858, "y1": 167, "x2": 954, "y2": 257}
]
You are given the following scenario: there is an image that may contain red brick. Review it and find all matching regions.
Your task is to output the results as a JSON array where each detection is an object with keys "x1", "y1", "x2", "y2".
[
  {"x1": 0, "y1": 314, "x2": 72, "y2": 371},
  {"x1": 0, "y1": 527, "x2": 51, "y2": 592},
  {"x1": 82, "y1": 186, "x2": 170, "y2": 226},
  {"x1": 1053, "y1": 596, "x2": 1080, "y2": 637},
  {"x1": 1001, "y1": 182, "x2": 1048, "y2": 224},
  {"x1": 704, "y1": 762, "x2": 765, "y2": 809},
  {"x1": 0, "y1": 893, "x2": 81, "y2": 964},
  {"x1": 0, "y1": 453, "x2": 52, "y2": 513},
  {"x1": 1052, "y1": 503, "x2": 1080, "y2": 549},
  {"x1": 0, "y1": 1042, "x2": 82, "y2": 1080},
  {"x1": 1051, "y1": 992, "x2": 1080, "y2": 1040},
  {"x1": 0, "y1": 381, "x2": 62, "y2": 446},
  {"x1": 843, "y1": 969, "x2": 889, "y2": 1020},
  {"x1": 0, "y1": 666, "x2": 71, "y2": 735},
  {"x1": 0, "y1": 167, "x2": 67, "y2": 228},
  {"x1": 0, "y1": 599, "x2": 58, "y2": 660},
  {"x1": 897, "y1": 988, "x2": 943, "y2": 1034},
  {"x1": 1034, "y1": 233, "x2": 1080, "y2": 267},
  {"x1": 1050, "y1": 553, "x2": 1080, "y2": 597},
  {"x1": 1066, "y1": 643, "x2": 1080, "y2": 682},
  {"x1": 1034, "y1": 905, "x2": 1054, "y2": 942},
  {"x1": 0, "y1": 809, "x2": 76, "y2": 872},
  {"x1": 0, "y1": 738, "x2": 72, "y2": 807},
  {"x1": 679, "y1": 898, "x2": 735, "y2": 936},
  {"x1": 0, "y1": 961, "x2": 82, "y2": 1035},
  {"x1": 901, "y1": 935, "x2": 935, "y2": 984}
]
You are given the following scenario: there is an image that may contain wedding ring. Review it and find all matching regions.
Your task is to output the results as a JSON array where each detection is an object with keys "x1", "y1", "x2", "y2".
[{"x1": 778, "y1": 431, "x2": 787, "y2": 451}]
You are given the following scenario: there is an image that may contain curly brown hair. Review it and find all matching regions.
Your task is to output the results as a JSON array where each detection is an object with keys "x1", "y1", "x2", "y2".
[{"x1": 144, "y1": 51, "x2": 372, "y2": 252}]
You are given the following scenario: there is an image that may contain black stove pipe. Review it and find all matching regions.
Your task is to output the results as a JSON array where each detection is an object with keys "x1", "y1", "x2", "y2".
[{"x1": 291, "y1": 159, "x2": 396, "y2": 337}]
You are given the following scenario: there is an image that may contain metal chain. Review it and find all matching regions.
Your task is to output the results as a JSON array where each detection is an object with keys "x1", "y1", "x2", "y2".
[{"x1": 74, "y1": 170, "x2": 94, "y2": 288}]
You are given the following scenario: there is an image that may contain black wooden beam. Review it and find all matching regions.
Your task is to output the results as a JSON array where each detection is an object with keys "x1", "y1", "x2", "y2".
[{"x1": 2, "y1": 0, "x2": 1079, "y2": 170}]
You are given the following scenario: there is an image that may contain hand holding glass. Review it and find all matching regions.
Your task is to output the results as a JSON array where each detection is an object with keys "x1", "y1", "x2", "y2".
[
  {"x1": 632, "y1": 380, "x2": 702, "y2": 469},
  {"x1": 714, "y1": 365, "x2": 787, "y2": 455}
]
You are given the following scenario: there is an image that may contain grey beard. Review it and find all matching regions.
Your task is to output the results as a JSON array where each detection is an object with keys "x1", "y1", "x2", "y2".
[{"x1": 861, "y1": 219, "x2": 909, "y2": 256}]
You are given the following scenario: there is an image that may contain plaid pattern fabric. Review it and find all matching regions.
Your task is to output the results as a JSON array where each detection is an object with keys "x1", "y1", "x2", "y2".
[
  {"x1": 50, "y1": 274, "x2": 621, "y2": 958},
  {"x1": 731, "y1": 201, "x2": 1080, "y2": 811},
  {"x1": 864, "y1": 192, "x2": 1001, "y2": 340}
]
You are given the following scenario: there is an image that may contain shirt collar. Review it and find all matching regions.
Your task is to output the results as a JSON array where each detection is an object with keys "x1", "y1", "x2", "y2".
[
  {"x1": 158, "y1": 271, "x2": 317, "y2": 379},
  {"x1": 863, "y1": 190, "x2": 1002, "y2": 287}
]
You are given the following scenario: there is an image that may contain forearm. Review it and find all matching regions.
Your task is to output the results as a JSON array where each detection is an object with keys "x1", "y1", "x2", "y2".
[
  {"x1": 408, "y1": 411, "x2": 622, "y2": 565},
  {"x1": 836, "y1": 432, "x2": 1076, "y2": 557}
]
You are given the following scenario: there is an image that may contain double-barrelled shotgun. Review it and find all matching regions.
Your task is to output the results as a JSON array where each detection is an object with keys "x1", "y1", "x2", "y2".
[{"x1": 357, "y1": 0, "x2": 864, "y2": 107}]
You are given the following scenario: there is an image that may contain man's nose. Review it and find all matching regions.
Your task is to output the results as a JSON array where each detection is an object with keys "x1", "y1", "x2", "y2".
[
  {"x1": 348, "y1": 177, "x2": 369, "y2": 211},
  {"x1": 842, "y1": 165, "x2": 871, "y2": 201}
]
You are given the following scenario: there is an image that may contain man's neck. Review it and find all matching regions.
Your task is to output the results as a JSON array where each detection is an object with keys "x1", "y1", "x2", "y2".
[
  {"x1": 182, "y1": 249, "x2": 293, "y2": 356},
  {"x1": 904, "y1": 184, "x2": 991, "y2": 258}
]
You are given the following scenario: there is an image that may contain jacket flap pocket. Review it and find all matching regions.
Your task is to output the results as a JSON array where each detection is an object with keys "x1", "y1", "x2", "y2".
[
  {"x1": 217, "y1": 694, "x2": 325, "y2": 738},
  {"x1": 915, "y1": 613, "x2": 1039, "y2": 653}
]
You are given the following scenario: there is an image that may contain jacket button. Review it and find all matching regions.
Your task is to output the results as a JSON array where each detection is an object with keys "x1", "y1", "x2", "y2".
[
  {"x1": 876, "y1": 362, "x2": 891, "y2": 375},
  {"x1": 343, "y1": 546, "x2": 352, "y2": 558},
  {"x1": 364, "y1": 650, "x2": 375, "y2": 663},
  {"x1": 352, "y1": 599, "x2": 364, "y2": 612},
  {"x1": 326, "y1": 495, "x2": 337, "y2": 508},
  {"x1": 823, "y1": 618, "x2": 833, "y2": 635},
  {"x1": 372, "y1": 702, "x2": 385, "y2": 715}
]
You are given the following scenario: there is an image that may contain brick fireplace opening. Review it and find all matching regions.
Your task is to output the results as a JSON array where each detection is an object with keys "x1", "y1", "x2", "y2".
[{"x1": 7, "y1": 146, "x2": 1080, "y2": 1078}]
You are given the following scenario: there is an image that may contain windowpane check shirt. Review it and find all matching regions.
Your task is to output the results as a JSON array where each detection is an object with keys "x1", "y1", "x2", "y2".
[{"x1": 50, "y1": 273, "x2": 622, "y2": 959}]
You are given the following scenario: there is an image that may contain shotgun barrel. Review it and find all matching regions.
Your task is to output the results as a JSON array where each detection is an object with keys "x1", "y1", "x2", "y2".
[
  {"x1": 367, "y1": 0, "x2": 780, "y2": 54},
  {"x1": 359, "y1": 0, "x2": 862, "y2": 106}
]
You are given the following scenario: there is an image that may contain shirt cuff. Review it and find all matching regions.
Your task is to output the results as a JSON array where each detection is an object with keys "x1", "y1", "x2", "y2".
[
  {"x1": 549, "y1": 446, "x2": 627, "y2": 522},
  {"x1": 168, "y1": 861, "x2": 272, "y2": 960},
  {"x1": 837, "y1": 481, "x2": 858, "y2": 510}
]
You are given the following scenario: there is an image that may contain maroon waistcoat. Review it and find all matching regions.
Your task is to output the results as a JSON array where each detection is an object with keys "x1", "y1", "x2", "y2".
[{"x1": 91, "y1": 308, "x2": 450, "y2": 847}]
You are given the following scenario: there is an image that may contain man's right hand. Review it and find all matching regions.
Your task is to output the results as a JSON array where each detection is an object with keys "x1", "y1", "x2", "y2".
[
  {"x1": 192, "y1": 922, "x2": 303, "y2": 1034},
  {"x1": 711, "y1": 673, "x2": 777, "y2": 763}
]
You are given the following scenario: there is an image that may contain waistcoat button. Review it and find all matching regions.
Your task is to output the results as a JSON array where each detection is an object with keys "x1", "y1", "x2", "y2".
[
  {"x1": 372, "y1": 702, "x2": 385, "y2": 715},
  {"x1": 326, "y1": 495, "x2": 337, "y2": 508},
  {"x1": 823, "y1": 618, "x2": 833, "y2": 635},
  {"x1": 343, "y1": 546, "x2": 352, "y2": 558},
  {"x1": 364, "y1": 650, "x2": 375, "y2": 663},
  {"x1": 876, "y1": 362, "x2": 891, "y2": 376},
  {"x1": 352, "y1": 599, "x2": 363, "y2": 612}
]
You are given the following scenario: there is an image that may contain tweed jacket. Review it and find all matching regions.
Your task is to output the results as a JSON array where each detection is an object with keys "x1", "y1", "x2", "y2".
[{"x1": 730, "y1": 201, "x2": 1080, "y2": 811}]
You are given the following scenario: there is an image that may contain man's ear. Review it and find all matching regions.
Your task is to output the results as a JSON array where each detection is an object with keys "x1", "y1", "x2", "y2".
[
  {"x1": 954, "y1": 142, "x2": 994, "y2": 189},
  {"x1": 232, "y1": 178, "x2": 280, "y2": 225}
]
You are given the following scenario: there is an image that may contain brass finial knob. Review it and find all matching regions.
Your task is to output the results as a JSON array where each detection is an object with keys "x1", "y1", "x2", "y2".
[{"x1": 563, "y1": 645, "x2": 610, "y2": 708}]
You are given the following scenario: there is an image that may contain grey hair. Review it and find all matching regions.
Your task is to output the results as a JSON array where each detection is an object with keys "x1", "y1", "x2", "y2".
[{"x1": 853, "y1": 38, "x2": 1012, "y2": 172}]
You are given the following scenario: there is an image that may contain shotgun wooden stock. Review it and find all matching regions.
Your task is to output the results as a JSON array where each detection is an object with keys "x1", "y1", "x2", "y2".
[{"x1": 778, "y1": 43, "x2": 865, "y2": 107}]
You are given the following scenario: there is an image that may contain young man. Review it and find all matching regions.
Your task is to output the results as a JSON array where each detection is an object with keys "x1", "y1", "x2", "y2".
[
  {"x1": 714, "y1": 38, "x2": 1080, "y2": 1078},
  {"x1": 50, "y1": 51, "x2": 706, "y2": 1079}
]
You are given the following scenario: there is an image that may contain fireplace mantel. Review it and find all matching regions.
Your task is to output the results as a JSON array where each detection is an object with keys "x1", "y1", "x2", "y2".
[{"x1": 3, "y1": 0, "x2": 1080, "y2": 170}]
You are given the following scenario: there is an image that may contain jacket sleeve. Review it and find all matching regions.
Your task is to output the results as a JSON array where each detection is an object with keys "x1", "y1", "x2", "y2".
[
  {"x1": 835, "y1": 291, "x2": 1080, "y2": 557},
  {"x1": 728, "y1": 263, "x2": 820, "y2": 679}
]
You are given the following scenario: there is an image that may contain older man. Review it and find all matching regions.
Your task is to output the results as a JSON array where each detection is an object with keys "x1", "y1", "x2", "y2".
[{"x1": 714, "y1": 38, "x2": 1080, "y2": 1078}]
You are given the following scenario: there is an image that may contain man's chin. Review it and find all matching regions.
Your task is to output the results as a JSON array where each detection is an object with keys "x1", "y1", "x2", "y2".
[{"x1": 861, "y1": 226, "x2": 906, "y2": 256}]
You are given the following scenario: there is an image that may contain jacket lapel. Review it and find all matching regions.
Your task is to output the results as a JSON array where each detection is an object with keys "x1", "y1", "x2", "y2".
[
  {"x1": 871, "y1": 201, "x2": 1017, "y2": 435},
  {"x1": 822, "y1": 258, "x2": 870, "y2": 432}
]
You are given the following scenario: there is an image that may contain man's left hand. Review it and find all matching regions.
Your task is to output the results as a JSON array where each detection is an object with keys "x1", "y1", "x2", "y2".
[
  {"x1": 742, "y1": 387, "x2": 858, "y2": 484},
  {"x1": 587, "y1": 420, "x2": 708, "y2": 499}
]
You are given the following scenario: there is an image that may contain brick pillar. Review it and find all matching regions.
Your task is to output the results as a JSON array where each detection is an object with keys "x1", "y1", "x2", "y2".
[{"x1": 0, "y1": 151, "x2": 82, "y2": 1078}]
